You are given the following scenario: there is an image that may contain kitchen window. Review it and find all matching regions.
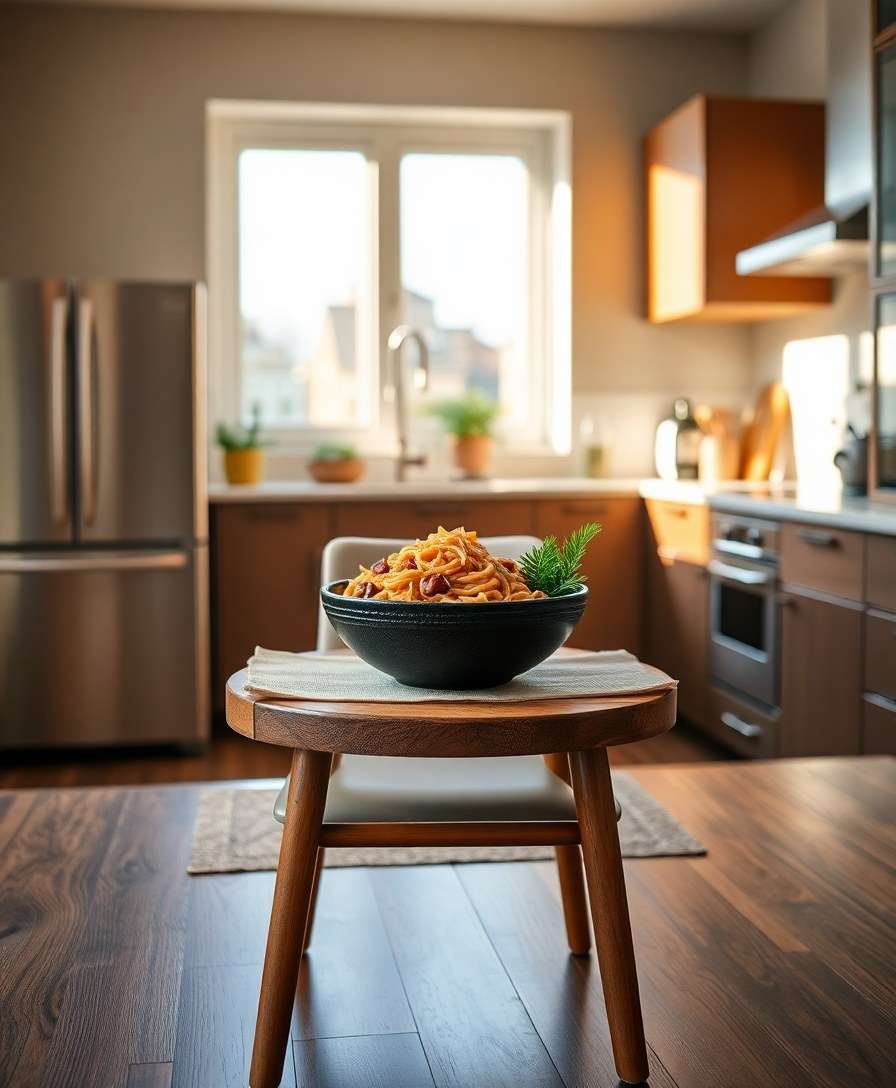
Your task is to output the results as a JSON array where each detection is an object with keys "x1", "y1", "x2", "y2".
[{"x1": 207, "y1": 101, "x2": 571, "y2": 455}]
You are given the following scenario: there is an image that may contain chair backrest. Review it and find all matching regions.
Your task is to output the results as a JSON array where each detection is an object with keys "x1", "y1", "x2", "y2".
[{"x1": 317, "y1": 534, "x2": 542, "y2": 651}]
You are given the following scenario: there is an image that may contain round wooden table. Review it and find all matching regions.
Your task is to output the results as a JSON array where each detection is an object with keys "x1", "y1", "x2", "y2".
[{"x1": 226, "y1": 670, "x2": 676, "y2": 1088}]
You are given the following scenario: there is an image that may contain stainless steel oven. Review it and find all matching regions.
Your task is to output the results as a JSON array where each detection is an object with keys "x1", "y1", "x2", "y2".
[{"x1": 709, "y1": 514, "x2": 780, "y2": 709}]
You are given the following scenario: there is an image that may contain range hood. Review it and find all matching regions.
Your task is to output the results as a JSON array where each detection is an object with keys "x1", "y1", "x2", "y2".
[
  {"x1": 736, "y1": 0, "x2": 871, "y2": 279},
  {"x1": 736, "y1": 200, "x2": 868, "y2": 278}
]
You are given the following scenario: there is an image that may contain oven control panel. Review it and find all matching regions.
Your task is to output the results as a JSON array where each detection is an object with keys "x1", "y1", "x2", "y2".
[{"x1": 711, "y1": 514, "x2": 779, "y2": 565}]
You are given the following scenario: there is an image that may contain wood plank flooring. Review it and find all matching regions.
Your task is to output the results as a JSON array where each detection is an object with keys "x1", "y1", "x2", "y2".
[
  {"x1": 0, "y1": 719, "x2": 724, "y2": 790},
  {"x1": 1, "y1": 757, "x2": 894, "y2": 1087}
]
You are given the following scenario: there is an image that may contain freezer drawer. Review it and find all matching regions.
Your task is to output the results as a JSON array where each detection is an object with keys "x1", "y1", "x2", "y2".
[{"x1": 0, "y1": 547, "x2": 209, "y2": 748}]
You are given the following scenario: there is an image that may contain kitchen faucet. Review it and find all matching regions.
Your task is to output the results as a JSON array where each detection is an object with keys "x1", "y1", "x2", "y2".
[{"x1": 387, "y1": 325, "x2": 430, "y2": 483}]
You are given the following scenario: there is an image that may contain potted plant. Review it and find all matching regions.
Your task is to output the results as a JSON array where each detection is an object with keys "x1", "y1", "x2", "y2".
[
  {"x1": 430, "y1": 391, "x2": 499, "y2": 478},
  {"x1": 215, "y1": 404, "x2": 267, "y2": 485},
  {"x1": 308, "y1": 442, "x2": 365, "y2": 484}
]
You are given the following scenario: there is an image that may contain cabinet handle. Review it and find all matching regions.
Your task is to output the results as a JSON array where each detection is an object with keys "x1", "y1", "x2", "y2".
[
  {"x1": 797, "y1": 528, "x2": 838, "y2": 548},
  {"x1": 720, "y1": 711, "x2": 762, "y2": 739},
  {"x1": 415, "y1": 503, "x2": 466, "y2": 516},
  {"x1": 561, "y1": 503, "x2": 607, "y2": 516},
  {"x1": 247, "y1": 507, "x2": 301, "y2": 520}
]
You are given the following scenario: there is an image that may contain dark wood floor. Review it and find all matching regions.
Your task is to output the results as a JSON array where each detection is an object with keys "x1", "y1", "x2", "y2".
[
  {"x1": 1, "y1": 756, "x2": 894, "y2": 1088},
  {"x1": 0, "y1": 718, "x2": 726, "y2": 789}
]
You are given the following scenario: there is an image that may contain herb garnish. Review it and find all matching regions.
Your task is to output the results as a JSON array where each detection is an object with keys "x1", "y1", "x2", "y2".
[{"x1": 519, "y1": 522, "x2": 602, "y2": 597}]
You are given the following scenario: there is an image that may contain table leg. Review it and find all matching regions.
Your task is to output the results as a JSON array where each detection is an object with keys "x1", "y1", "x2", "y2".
[
  {"x1": 301, "y1": 848, "x2": 324, "y2": 955},
  {"x1": 569, "y1": 748, "x2": 649, "y2": 1086},
  {"x1": 250, "y1": 748, "x2": 331, "y2": 1088},
  {"x1": 555, "y1": 845, "x2": 592, "y2": 955}
]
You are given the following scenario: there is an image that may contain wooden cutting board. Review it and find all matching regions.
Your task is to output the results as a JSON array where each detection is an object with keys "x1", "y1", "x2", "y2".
[{"x1": 740, "y1": 382, "x2": 790, "y2": 480}]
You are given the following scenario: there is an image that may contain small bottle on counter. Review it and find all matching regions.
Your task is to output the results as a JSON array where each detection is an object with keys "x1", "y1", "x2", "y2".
[
  {"x1": 579, "y1": 413, "x2": 612, "y2": 478},
  {"x1": 655, "y1": 399, "x2": 700, "y2": 480}
]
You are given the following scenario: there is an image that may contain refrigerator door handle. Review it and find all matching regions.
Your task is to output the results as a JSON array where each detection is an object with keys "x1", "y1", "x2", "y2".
[
  {"x1": 77, "y1": 296, "x2": 97, "y2": 526},
  {"x1": 0, "y1": 551, "x2": 189, "y2": 573},
  {"x1": 48, "y1": 294, "x2": 69, "y2": 524}
]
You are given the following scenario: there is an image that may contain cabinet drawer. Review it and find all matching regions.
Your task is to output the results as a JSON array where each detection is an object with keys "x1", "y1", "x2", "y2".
[
  {"x1": 333, "y1": 500, "x2": 534, "y2": 540},
  {"x1": 865, "y1": 608, "x2": 896, "y2": 701},
  {"x1": 866, "y1": 534, "x2": 896, "y2": 612},
  {"x1": 704, "y1": 685, "x2": 778, "y2": 758},
  {"x1": 863, "y1": 692, "x2": 896, "y2": 755},
  {"x1": 780, "y1": 522, "x2": 864, "y2": 600},
  {"x1": 645, "y1": 499, "x2": 709, "y2": 565}
]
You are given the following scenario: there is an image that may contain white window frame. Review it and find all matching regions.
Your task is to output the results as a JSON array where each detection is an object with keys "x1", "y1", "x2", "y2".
[{"x1": 207, "y1": 99, "x2": 572, "y2": 455}]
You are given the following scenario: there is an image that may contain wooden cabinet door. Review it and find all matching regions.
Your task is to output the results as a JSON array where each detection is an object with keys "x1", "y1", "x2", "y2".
[
  {"x1": 780, "y1": 591, "x2": 863, "y2": 756},
  {"x1": 535, "y1": 497, "x2": 641, "y2": 654},
  {"x1": 645, "y1": 552, "x2": 708, "y2": 725},
  {"x1": 334, "y1": 500, "x2": 535, "y2": 540},
  {"x1": 212, "y1": 503, "x2": 332, "y2": 710}
]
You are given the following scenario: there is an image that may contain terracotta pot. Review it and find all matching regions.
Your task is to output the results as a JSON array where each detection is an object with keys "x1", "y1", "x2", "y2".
[
  {"x1": 453, "y1": 435, "x2": 492, "y2": 478},
  {"x1": 308, "y1": 457, "x2": 365, "y2": 484},
  {"x1": 223, "y1": 448, "x2": 264, "y2": 485}
]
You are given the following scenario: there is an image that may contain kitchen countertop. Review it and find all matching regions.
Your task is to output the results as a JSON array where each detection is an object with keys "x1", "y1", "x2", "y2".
[
  {"x1": 709, "y1": 490, "x2": 896, "y2": 537},
  {"x1": 207, "y1": 477, "x2": 787, "y2": 506}
]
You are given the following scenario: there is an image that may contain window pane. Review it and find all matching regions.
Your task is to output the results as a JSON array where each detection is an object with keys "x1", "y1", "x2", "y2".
[
  {"x1": 238, "y1": 148, "x2": 370, "y2": 427},
  {"x1": 400, "y1": 153, "x2": 529, "y2": 427}
]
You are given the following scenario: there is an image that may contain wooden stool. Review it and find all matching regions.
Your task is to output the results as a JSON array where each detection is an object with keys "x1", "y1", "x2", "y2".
[{"x1": 227, "y1": 671, "x2": 676, "y2": 1088}]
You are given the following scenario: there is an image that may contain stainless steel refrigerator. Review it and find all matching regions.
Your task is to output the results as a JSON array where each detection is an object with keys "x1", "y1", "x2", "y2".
[{"x1": 0, "y1": 279, "x2": 209, "y2": 748}]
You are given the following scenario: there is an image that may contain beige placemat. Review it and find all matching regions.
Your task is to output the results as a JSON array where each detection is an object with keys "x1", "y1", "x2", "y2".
[
  {"x1": 247, "y1": 647, "x2": 676, "y2": 702},
  {"x1": 188, "y1": 772, "x2": 705, "y2": 874}
]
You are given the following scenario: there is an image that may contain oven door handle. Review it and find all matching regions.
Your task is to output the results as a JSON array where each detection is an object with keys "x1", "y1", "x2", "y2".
[
  {"x1": 720, "y1": 711, "x2": 762, "y2": 739},
  {"x1": 708, "y1": 559, "x2": 772, "y2": 587}
]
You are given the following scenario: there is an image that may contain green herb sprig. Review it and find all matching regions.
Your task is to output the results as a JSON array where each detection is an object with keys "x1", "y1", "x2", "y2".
[{"x1": 519, "y1": 522, "x2": 602, "y2": 597}]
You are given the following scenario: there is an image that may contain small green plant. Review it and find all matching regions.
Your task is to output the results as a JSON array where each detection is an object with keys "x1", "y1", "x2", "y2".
[
  {"x1": 311, "y1": 442, "x2": 359, "y2": 463},
  {"x1": 428, "y1": 391, "x2": 498, "y2": 438},
  {"x1": 519, "y1": 522, "x2": 602, "y2": 597},
  {"x1": 215, "y1": 403, "x2": 266, "y2": 451}
]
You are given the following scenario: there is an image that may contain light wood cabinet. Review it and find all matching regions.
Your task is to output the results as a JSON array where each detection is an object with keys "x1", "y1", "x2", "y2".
[
  {"x1": 535, "y1": 497, "x2": 642, "y2": 654},
  {"x1": 211, "y1": 503, "x2": 332, "y2": 710},
  {"x1": 645, "y1": 95, "x2": 831, "y2": 323},
  {"x1": 779, "y1": 590, "x2": 863, "y2": 757}
]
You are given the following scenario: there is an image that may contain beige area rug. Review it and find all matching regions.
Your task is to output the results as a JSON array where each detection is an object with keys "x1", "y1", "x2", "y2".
[{"x1": 188, "y1": 772, "x2": 705, "y2": 874}]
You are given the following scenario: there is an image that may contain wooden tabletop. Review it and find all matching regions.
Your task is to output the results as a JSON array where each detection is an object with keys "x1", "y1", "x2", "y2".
[
  {"x1": 1, "y1": 757, "x2": 893, "y2": 1087},
  {"x1": 225, "y1": 668, "x2": 678, "y2": 756}
]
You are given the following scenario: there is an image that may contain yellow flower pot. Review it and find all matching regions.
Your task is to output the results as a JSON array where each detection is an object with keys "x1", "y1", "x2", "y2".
[{"x1": 224, "y1": 448, "x2": 264, "y2": 485}]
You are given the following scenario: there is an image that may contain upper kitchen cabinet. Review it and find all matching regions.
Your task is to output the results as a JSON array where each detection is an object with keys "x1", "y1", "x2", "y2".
[
  {"x1": 645, "y1": 96, "x2": 832, "y2": 323},
  {"x1": 877, "y1": 0, "x2": 896, "y2": 39}
]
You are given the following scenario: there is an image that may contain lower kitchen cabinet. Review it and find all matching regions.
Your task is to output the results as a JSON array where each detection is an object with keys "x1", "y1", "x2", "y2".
[
  {"x1": 645, "y1": 551, "x2": 708, "y2": 725},
  {"x1": 779, "y1": 589, "x2": 863, "y2": 757},
  {"x1": 536, "y1": 497, "x2": 642, "y2": 654},
  {"x1": 863, "y1": 693, "x2": 896, "y2": 754},
  {"x1": 334, "y1": 499, "x2": 535, "y2": 540},
  {"x1": 212, "y1": 503, "x2": 331, "y2": 710}
]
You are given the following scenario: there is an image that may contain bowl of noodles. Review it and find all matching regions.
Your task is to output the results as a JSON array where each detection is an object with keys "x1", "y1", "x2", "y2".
[{"x1": 321, "y1": 526, "x2": 588, "y2": 688}]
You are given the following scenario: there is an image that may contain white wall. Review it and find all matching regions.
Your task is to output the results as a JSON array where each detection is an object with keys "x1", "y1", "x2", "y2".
[{"x1": 0, "y1": 2, "x2": 755, "y2": 478}]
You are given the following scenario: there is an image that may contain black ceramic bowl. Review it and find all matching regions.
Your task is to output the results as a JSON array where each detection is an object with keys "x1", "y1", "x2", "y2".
[{"x1": 321, "y1": 581, "x2": 588, "y2": 689}]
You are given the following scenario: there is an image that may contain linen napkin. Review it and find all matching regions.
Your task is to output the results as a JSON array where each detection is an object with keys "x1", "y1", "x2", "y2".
[{"x1": 246, "y1": 647, "x2": 676, "y2": 702}]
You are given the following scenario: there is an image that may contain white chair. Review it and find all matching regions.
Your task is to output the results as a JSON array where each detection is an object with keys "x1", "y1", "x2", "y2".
[{"x1": 275, "y1": 535, "x2": 594, "y2": 957}]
